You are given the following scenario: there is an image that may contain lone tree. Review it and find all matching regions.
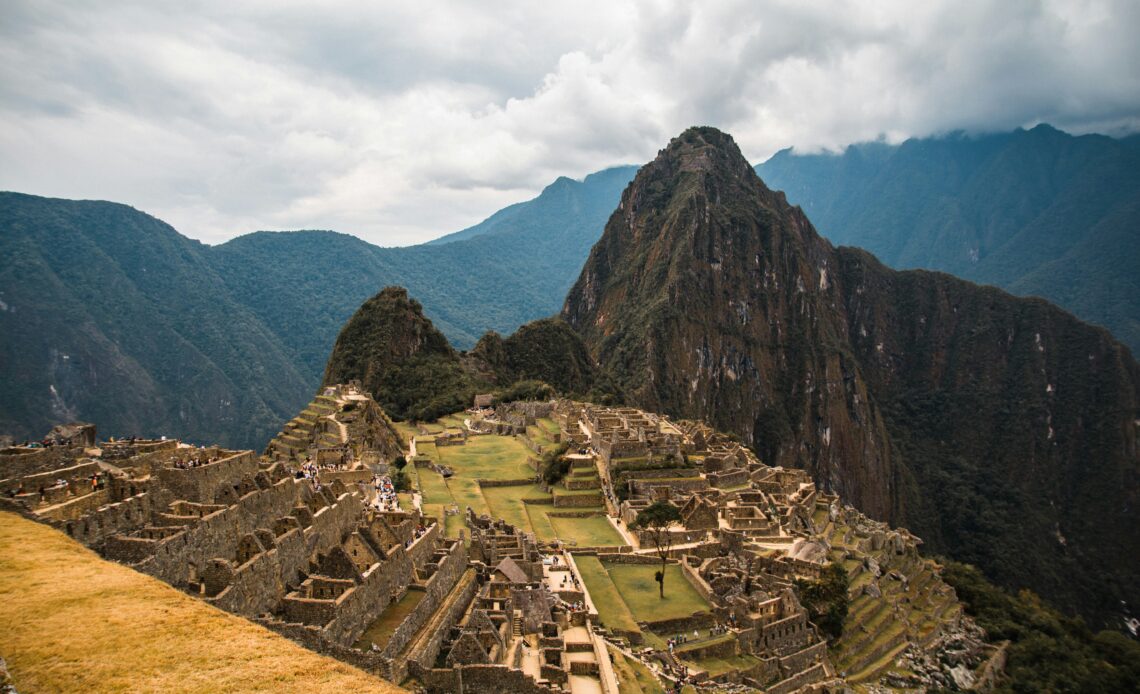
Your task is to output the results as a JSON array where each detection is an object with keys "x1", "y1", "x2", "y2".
[
  {"x1": 794, "y1": 562, "x2": 849, "y2": 640},
  {"x1": 633, "y1": 500, "x2": 682, "y2": 598}
]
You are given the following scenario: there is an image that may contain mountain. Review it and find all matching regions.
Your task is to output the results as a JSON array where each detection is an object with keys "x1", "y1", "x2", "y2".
[
  {"x1": 0, "y1": 192, "x2": 310, "y2": 449},
  {"x1": 0, "y1": 167, "x2": 634, "y2": 448},
  {"x1": 466, "y1": 318, "x2": 598, "y2": 394},
  {"x1": 207, "y1": 165, "x2": 637, "y2": 373},
  {"x1": 425, "y1": 166, "x2": 637, "y2": 246},
  {"x1": 323, "y1": 287, "x2": 598, "y2": 419},
  {"x1": 563, "y1": 126, "x2": 1140, "y2": 627},
  {"x1": 321, "y1": 287, "x2": 480, "y2": 421},
  {"x1": 756, "y1": 125, "x2": 1140, "y2": 355}
]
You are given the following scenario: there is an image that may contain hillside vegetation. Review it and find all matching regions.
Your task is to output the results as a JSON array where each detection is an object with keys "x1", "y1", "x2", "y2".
[
  {"x1": 757, "y1": 125, "x2": 1140, "y2": 355},
  {"x1": 323, "y1": 287, "x2": 601, "y2": 421},
  {"x1": 0, "y1": 510, "x2": 403, "y2": 694},
  {"x1": 0, "y1": 193, "x2": 309, "y2": 449},
  {"x1": 941, "y1": 560, "x2": 1140, "y2": 692},
  {"x1": 0, "y1": 167, "x2": 633, "y2": 448}
]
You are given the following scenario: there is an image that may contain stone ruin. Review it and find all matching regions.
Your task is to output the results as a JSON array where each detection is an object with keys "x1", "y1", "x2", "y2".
[{"x1": 0, "y1": 391, "x2": 995, "y2": 693}]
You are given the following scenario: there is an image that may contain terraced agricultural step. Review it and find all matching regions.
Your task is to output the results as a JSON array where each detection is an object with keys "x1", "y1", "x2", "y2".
[
  {"x1": 838, "y1": 619, "x2": 907, "y2": 675},
  {"x1": 847, "y1": 640, "x2": 910, "y2": 684}
]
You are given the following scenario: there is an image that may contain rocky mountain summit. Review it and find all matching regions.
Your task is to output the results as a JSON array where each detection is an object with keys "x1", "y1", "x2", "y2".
[
  {"x1": 323, "y1": 287, "x2": 601, "y2": 421},
  {"x1": 563, "y1": 126, "x2": 1140, "y2": 627}
]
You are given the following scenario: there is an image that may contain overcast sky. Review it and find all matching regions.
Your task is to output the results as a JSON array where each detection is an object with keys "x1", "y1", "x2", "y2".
[{"x1": 2, "y1": 1, "x2": 1138, "y2": 246}]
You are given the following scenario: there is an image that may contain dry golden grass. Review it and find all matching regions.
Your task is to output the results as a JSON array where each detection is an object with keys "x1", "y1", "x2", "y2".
[{"x1": 0, "y1": 511, "x2": 404, "y2": 694}]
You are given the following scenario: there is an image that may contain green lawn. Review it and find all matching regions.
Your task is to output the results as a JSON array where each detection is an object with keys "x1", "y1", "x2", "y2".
[
  {"x1": 414, "y1": 440, "x2": 439, "y2": 463},
  {"x1": 526, "y1": 504, "x2": 560, "y2": 541},
  {"x1": 574, "y1": 556, "x2": 640, "y2": 633},
  {"x1": 393, "y1": 421, "x2": 419, "y2": 445},
  {"x1": 480, "y1": 484, "x2": 548, "y2": 530},
  {"x1": 606, "y1": 563, "x2": 711, "y2": 623},
  {"x1": 436, "y1": 435, "x2": 534, "y2": 480},
  {"x1": 444, "y1": 512, "x2": 466, "y2": 540},
  {"x1": 548, "y1": 514, "x2": 624, "y2": 547},
  {"x1": 417, "y1": 468, "x2": 452, "y2": 506},
  {"x1": 437, "y1": 413, "x2": 467, "y2": 429},
  {"x1": 401, "y1": 415, "x2": 627, "y2": 546},
  {"x1": 445, "y1": 477, "x2": 491, "y2": 517}
]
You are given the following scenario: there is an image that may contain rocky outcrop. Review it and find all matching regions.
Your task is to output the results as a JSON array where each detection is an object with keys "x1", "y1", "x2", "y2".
[
  {"x1": 326, "y1": 288, "x2": 600, "y2": 419},
  {"x1": 323, "y1": 287, "x2": 479, "y2": 421},
  {"x1": 563, "y1": 126, "x2": 1140, "y2": 626}
]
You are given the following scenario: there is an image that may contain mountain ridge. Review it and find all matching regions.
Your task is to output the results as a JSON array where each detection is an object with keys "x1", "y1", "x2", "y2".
[
  {"x1": 563, "y1": 126, "x2": 1140, "y2": 627},
  {"x1": 756, "y1": 124, "x2": 1140, "y2": 354}
]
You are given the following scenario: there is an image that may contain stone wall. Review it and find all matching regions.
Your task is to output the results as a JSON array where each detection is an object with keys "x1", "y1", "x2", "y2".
[
  {"x1": 680, "y1": 557, "x2": 716, "y2": 604},
  {"x1": 156, "y1": 451, "x2": 258, "y2": 503},
  {"x1": 406, "y1": 522, "x2": 442, "y2": 571},
  {"x1": 62, "y1": 491, "x2": 155, "y2": 546},
  {"x1": 675, "y1": 634, "x2": 738, "y2": 661},
  {"x1": 777, "y1": 640, "x2": 826, "y2": 677},
  {"x1": 478, "y1": 478, "x2": 536, "y2": 488},
  {"x1": 382, "y1": 539, "x2": 468, "y2": 660},
  {"x1": 258, "y1": 618, "x2": 390, "y2": 678},
  {"x1": 634, "y1": 528, "x2": 707, "y2": 547},
  {"x1": 417, "y1": 664, "x2": 559, "y2": 694},
  {"x1": 0, "y1": 447, "x2": 75, "y2": 479},
  {"x1": 630, "y1": 478, "x2": 709, "y2": 496},
  {"x1": 400, "y1": 568, "x2": 480, "y2": 682},
  {"x1": 643, "y1": 611, "x2": 716, "y2": 634},
  {"x1": 552, "y1": 492, "x2": 602, "y2": 508},
  {"x1": 321, "y1": 469, "x2": 373, "y2": 485},
  {"x1": 766, "y1": 662, "x2": 827, "y2": 694},
  {"x1": 132, "y1": 481, "x2": 362, "y2": 598},
  {"x1": 320, "y1": 548, "x2": 416, "y2": 646},
  {"x1": 707, "y1": 469, "x2": 750, "y2": 488}
]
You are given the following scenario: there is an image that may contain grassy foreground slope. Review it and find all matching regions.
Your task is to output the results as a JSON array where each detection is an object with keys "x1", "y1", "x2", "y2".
[{"x1": 0, "y1": 511, "x2": 403, "y2": 694}]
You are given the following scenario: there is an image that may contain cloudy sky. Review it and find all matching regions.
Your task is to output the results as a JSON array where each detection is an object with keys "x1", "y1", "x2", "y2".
[{"x1": 2, "y1": 1, "x2": 1138, "y2": 246}]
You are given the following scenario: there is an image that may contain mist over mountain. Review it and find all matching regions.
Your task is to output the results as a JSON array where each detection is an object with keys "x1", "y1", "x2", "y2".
[
  {"x1": 563, "y1": 127, "x2": 1140, "y2": 627},
  {"x1": 757, "y1": 125, "x2": 1140, "y2": 355}
]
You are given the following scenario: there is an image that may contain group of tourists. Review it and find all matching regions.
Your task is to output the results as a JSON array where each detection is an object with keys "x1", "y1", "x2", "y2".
[
  {"x1": 172, "y1": 454, "x2": 217, "y2": 469},
  {"x1": 371, "y1": 474, "x2": 399, "y2": 511},
  {"x1": 293, "y1": 460, "x2": 325, "y2": 492}
]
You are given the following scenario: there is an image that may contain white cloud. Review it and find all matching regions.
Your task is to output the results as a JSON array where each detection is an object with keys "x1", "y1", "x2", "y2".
[{"x1": 0, "y1": 0, "x2": 1137, "y2": 245}]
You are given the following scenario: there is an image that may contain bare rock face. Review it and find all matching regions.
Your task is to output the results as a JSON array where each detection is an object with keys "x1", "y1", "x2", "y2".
[{"x1": 563, "y1": 125, "x2": 1140, "y2": 626}]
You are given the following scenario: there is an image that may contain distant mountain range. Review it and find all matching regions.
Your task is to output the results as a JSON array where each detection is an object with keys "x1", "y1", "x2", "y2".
[
  {"x1": 2, "y1": 124, "x2": 1138, "y2": 453},
  {"x1": 0, "y1": 167, "x2": 635, "y2": 448},
  {"x1": 757, "y1": 124, "x2": 1140, "y2": 356}
]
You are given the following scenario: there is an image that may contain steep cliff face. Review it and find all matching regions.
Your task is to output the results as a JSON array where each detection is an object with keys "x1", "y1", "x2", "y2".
[
  {"x1": 563, "y1": 126, "x2": 1140, "y2": 624},
  {"x1": 563, "y1": 127, "x2": 899, "y2": 519}
]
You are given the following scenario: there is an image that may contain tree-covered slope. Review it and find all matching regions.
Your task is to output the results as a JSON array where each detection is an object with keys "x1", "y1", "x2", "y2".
[
  {"x1": 0, "y1": 192, "x2": 309, "y2": 448},
  {"x1": 322, "y1": 288, "x2": 600, "y2": 420},
  {"x1": 0, "y1": 167, "x2": 633, "y2": 447},
  {"x1": 564, "y1": 126, "x2": 1140, "y2": 627},
  {"x1": 757, "y1": 125, "x2": 1140, "y2": 354}
]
